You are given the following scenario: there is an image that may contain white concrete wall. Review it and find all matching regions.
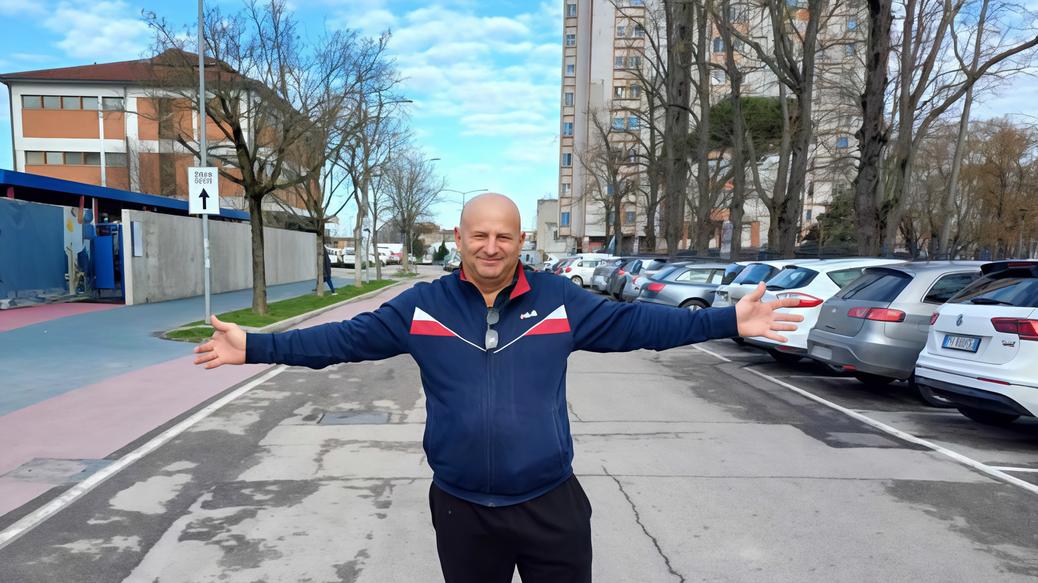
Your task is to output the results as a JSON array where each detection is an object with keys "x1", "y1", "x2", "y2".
[{"x1": 122, "y1": 209, "x2": 316, "y2": 305}]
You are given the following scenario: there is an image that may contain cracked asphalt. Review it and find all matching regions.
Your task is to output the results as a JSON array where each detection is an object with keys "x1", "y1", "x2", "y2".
[{"x1": 1, "y1": 337, "x2": 1037, "y2": 582}]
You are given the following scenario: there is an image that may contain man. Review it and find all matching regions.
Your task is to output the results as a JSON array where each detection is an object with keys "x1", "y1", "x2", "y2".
[
  {"x1": 322, "y1": 250, "x2": 336, "y2": 294},
  {"x1": 194, "y1": 193, "x2": 802, "y2": 583}
]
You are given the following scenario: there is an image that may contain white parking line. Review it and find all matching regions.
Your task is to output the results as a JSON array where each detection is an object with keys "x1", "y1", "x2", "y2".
[
  {"x1": 691, "y1": 344, "x2": 1038, "y2": 497},
  {"x1": 990, "y1": 467, "x2": 1038, "y2": 473},
  {"x1": 0, "y1": 365, "x2": 289, "y2": 550}
]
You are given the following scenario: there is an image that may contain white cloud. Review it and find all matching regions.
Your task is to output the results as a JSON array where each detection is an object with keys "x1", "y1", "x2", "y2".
[
  {"x1": 0, "y1": 0, "x2": 44, "y2": 16},
  {"x1": 45, "y1": 1, "x2": 151, "y2": 61}
]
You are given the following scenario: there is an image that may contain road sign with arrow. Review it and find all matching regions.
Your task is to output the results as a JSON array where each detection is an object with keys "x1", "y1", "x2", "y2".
[{"x1": 188, "y1": 167, "x2": 220, "y2": 215}]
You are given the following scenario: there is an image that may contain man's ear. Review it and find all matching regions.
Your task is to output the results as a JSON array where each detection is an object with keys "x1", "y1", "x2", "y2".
[
  {"x1": 454, "y1": 226, "x2": 461, "y2": 244},
  {"x1": 518, "y1": 231, "x2": 527, "y2": 247}
]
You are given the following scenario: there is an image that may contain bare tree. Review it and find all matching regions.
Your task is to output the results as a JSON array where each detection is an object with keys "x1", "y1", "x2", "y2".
[
  {"x1": 383, "y1": 151, "x2": 445, "y2": 272},
  {"x1": 662, "y1": 0, "x2": 697, "y2": 257},
  {"x1": 146, "y1": 0, "x2": 361, "y2": 313},
  {"x1": 579, "y1": 109, "x2": 637, "y2": 254}
]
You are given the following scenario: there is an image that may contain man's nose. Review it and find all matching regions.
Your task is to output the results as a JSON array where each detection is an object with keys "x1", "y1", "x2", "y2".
[{"x1": 485, "y1": 237, "x2": 499, "y2": 256}]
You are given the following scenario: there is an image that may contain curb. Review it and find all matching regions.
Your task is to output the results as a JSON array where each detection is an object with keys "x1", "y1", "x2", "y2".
[{"x1": 250, "y1": 279, "x2": 412, "y2": 334}]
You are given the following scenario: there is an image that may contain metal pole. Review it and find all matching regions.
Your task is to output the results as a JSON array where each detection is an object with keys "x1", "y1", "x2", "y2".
[{"x1": 199, "y1": 0, "x2": 212, "y2": 322}]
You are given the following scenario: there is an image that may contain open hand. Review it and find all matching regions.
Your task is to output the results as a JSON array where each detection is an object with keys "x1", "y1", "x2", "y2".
[
  {"x1": 735, "y1": 282, "x2": 805, "y2": 342},
  {"x1": 193, "y1": 315, "x2": 247, "y2": 369}
]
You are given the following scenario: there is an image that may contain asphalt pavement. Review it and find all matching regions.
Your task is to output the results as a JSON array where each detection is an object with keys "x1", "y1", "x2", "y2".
[{"x1": 1, "y1": 305, "x2": 1035, "y2": 582}]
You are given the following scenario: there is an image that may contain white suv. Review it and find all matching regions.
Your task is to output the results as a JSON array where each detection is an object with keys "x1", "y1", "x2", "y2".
[
  {"x1": 745, "y1": 258, "x2": 904, "y2": 363},
  {"x1": 562, "y1": 254, "x2": 612, "y2": 287},
  {"x1": 915, "y1": 261, "x2": 1038, "y2": 426}
]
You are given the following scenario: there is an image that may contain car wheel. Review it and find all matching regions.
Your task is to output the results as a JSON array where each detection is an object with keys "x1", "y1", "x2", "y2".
[
  {"x1": 680, "y1": 299, "x2": 708, "y2": 311},
  {"x1": 956, "y1": 406, "x2": 1019, "y2": 426},
  {"x1": 853, "y1": 373, "x2": 895, "y2": 386},
  {"x1": 768, "y1": 349, "x2": 802, "y2": 365},
  {"x1": 571, "y1": 276, "x2": 583, "y2": 286},
  {"x1": 908, "y1": 374, "x2": 954, "y2": 408}
]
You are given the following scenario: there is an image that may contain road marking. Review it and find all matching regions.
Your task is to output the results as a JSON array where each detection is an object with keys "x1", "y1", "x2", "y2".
[
  {"x1": 0, "y1": 365, "x2": 288, "y2": 550},
  {"x1": 990, "y1": 467, "x2": 1038, "y2": 473},
  {"x1": 691, "y1": 344, "x2": 1038, "y2": 497}
]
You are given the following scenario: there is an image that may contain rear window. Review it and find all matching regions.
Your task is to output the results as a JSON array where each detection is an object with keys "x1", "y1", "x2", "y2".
[
  {"x1": 828, "y1": 268, "x2": 868, "y2": 288},
  {"x1": 840, "y1": 270, "x2": 912, "y2": 302},
  {"x1": 923, "y1": 272, "x2": 979, "y2": 304},
  {"x1": 721, "y1": 264, "x2": 745, "y2": 285},
  {"x1": 949, "y1": 275, "x2": 1038, "y2": 308},
  {"x1": 732, "y1": 263, "x2": 774, "y2": 285},
  {"x1": 766, "y1": 267, "x2": 819, "y2": 290},
  {"x1": 674, "y1": 268, "x2": 715, "y2": 283},
  {"x1": 642, "y1": 259, "x2": 668, "y2": 271},
  {"x1": 653, "y1": 266, "x2": 682, "y2": 280}
]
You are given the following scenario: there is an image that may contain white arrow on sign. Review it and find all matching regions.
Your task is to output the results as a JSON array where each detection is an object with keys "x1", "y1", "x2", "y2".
[{"x1": 188, "y1": 167, "x2": 220, "y2": 215}]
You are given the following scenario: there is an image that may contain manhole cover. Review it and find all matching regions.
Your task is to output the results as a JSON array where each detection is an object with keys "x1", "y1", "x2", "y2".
[
  {"x1": 318, "y1": 411, "x2": 391, "y2": 425},
  {"x1": 2, "y1": 458, "x2": 113, "y2": 484}
]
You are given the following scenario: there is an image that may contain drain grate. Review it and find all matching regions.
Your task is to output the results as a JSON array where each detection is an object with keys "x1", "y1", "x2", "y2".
[
  {"x1": 2, "y1": 458, "x2": 114, "y2": 484},
  {"x1": 317, "y1": 411, "x2": 391, "y2": 425}
]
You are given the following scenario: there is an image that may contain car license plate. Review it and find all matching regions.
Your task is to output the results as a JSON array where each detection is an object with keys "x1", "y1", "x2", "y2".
[
  {"x1": 811, "y1": 346, "x2": 832, "y2": 361},
  {"x1": 942, "y1": 334, "x2": 980, "y2": 353}
]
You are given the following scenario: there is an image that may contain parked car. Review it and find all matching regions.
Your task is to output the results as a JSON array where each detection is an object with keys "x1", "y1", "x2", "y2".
[
  {"x1": 914, "y1": 260, "x2": 1038, "y2": 426},
  {"x1": 607, "y1": 257, "x2": 643, "y2": 298},
  {"x1": 635, "y1": 262, "x2": 728, "y2": 310},
  {"x1": 552, "y1": 257, "x2": 577, "y2": 275},
  {"x1": 711, "y1": 259, "x2": 807, "y2": 308},
  {"x1": 806, "y1": 262, "x2": 984, "y2": 401},
  {"x1": 620, "y1": 258, "x2": 674, "y2": 302},
  {"x1": 442, "y1": 249, "x2": 461, "y2": 272},
  {"x1": 592, "y1": 257, "x2": 629, "y2": 292},
  {"x1": 559, "y1": 255, "x2": 611, "y2": 286},
  {"x1": 744, "y1": 258, "x2": 904, "y2": 363}
]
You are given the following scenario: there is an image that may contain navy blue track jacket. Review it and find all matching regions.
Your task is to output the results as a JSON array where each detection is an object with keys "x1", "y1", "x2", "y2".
[{"x1": 246, "y1": 266, "x2": 739, "y2": 507}]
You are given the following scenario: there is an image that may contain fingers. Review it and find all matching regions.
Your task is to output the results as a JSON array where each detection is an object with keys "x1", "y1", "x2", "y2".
[
  {"x1": 204, "y1": 358, "x2": 224, "y2": 370},
  {"x1": 772, "y1": 312, "x2": 805, "y2": 322},
  {"x1": 193, "y1": 350, "x2": 219, "y2": 366},
  {"x1": 770, "y1": 322, "x2": 798, "y2": 332},
  {"x1": 211, "y1": 315, "x2": 232, "y2": 332},
  {"x1": 744, "y1": 282, "x2": 766, "y2": 302},
  {"x1": 770, "y1": 297, "x2": 801, "y2": 309},
  {"x1": 194, "y1": 340, "x2": 214, "y2": 354},
  {"x1": 763, "y1": 331, "x2": 789, "y2": 343}
]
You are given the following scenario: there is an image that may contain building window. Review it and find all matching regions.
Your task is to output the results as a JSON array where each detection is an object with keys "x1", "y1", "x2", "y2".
[
  {"x1": 565, "y1": 33, "x2": 576, "y2": 46},
  {"x1": 45, "y1": 152, "x2": 63, "y2": 165},
  {"x1": 564, "y1": 92, "x2": 574, "y2": 106},
  {"x1": 82, "y1": 96, "x2": 99, "y2": 110},
  {"x1": 85, "y1": 152, "x2": 102, "y2": 165},
  {"x1": 628, "y1": 147, "x2": 638, "y2": 163},
  {"x1": 627, "y1": 116, "x2": 639, "y2": 129},
  {"x1": 633, "y1": 24, "x2": 645, "y2": 37},
  {"x1": 65, "y1": 152, "x2": 84, "y2": 165},
  {"x1": 21, "y1": 95, "x2": 42, "y2": 109},
  {"x1": 562, "y1": 153, "x2": 573, "y2": 167},
  {"x1": 625, "y1": 211, "x2": 635, "y2": 223},
  {"x1": 561, "y1": 182, "x2": 571, "y2": 195},
  {"x1": 616, "y1": 25, "x2": 626, "y2": 37},
  {"x1": 566, "y1": 3, "x2": 577, "y2": 17},
  {"x1": 102, "y1": 97, "x2": 124, "y2": 111},
  {"x1": 847, "y1": 17, "x2": 858, "y2": 30},
  {"x1": 612, "y1": 117, "x2": 625, "y2": 130},
  {"x1": 805, "y1": 209, "x2": 813, "y2": 221},
  {"x1": 107, "y1": 153, "x2": 128, "y2": 167},
  {"x1": 837, "y1": 136, "x2": 850, "y2": 149},
  {"x1": 845, "y1": 43, "x2": 856, "y2": 57},
  {"x1": 563, "y1": 122, "x2": 574, "y2": 136},
  {"x1": 629, "y1": 0, "x2": 645, "y2": 5},
  {"x1": 42, "y1": 96, "x2": 61, "y2": 109},
  {"x1": 566, "y1": 62, "x2": 575, "y2": 76},
  {"x1": 711, "y1": 69, "x2": 727, "y2": 85},
  {"x1": 25, "y1": 151, "x2": 45, "y2": 165},
  {"x1": 713, "y1": 37, "x2": 724, "y2": 53},
  {"x1": 614, "y1": 86, "x2": 626, "y2": 99},
  {"x1": 630, "y1": 84, "x2": 641, "y2": 98},
  {"x1": 614, "y1": 55, "x2": 625, "y2": 69},
  {"x1": 561, "y1": 212, "x2": 571, "y2": 226},
  {"x1": 627, "y1": 55, "x2": 641, "y2": 68},
  {"x1": 61, "y1": 96, "x2": 81, "y2": 110}
]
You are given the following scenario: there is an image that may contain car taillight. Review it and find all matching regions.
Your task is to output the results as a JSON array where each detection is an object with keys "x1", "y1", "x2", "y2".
[
  {"x1": 930, "y1": 312, "x2": 939, "y2": 326},
  {"x1": 777, "y1": 292, "x2": 823, "y2": 308},
  {"x1": 646, "y1": 282, "x2": 665, "y2": 293},
  {"x1": 847, "y1": 307, "x2": 906, "y2": 322},
  {"x1": 991, "y1": 318, "x2": 1038, "y2": 341},
  {"x1": 617, "y1": 269, "x2": 626, "y2": 276},
  {"x1": 565, "y1": 267, "x2": 572, "y2": 273}
]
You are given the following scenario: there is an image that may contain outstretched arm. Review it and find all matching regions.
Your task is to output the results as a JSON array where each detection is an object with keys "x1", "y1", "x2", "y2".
[{"x1": 568, "y1": 282, "x2": 802, "y2": 353}]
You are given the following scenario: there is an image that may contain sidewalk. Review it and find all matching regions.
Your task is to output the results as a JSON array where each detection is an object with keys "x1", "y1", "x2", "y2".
[
  {"x1": 0, "y1": 273, "x2": 353, "y2": 416},
  {"x1": 0, "y1": 273, "x2": 429, "y2": 520}
]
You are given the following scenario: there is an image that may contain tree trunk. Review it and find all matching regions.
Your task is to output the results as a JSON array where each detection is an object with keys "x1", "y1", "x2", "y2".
[
  {"x1": 663, "y1": 0, "x2": 694, "y2": 259},
  {"x1": 692, "y1": 0, "x2": 713, "y2": 254},
  {"x1": 316, "y1": 227, "x2": 326, "y2": 297},
  {"x1": 248, "y1": 193, "x2": 268, "y2": 314},
  {"x1": 372, "y1": 215, "x2": 383, "y2": 280},
  {"x1": 725, "y1": 37, "x2": 747, "y2": 258},
  {"x1": 401, "y1": 228, "x2": 411, "y2": 272},
  {"x1": 853, "y1": 0, "x2": 893, "y2": 256}
]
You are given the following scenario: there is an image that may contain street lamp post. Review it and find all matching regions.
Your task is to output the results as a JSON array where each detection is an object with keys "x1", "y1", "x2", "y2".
[{"x1": 441, "y1": 188, "x2": 489, "y2": 207}]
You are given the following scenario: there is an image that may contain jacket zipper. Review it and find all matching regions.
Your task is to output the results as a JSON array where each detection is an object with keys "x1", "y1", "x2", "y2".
[{"x1": 486, "y1": 335, "x2": 495, "y2": 503}]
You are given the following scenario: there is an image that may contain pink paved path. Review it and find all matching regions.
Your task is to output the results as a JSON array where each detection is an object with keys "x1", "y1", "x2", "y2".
[
  {"x1": 0, "y1": 303, "x2": 121, "y2": 333},
  {"x1": 0, "y1": 282, "x2": 417, "y2": 518}
]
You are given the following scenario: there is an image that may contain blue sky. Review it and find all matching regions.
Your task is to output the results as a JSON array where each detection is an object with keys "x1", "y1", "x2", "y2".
[{"x1": 0, "y1": 0, "x2": 563, "y2": 230}]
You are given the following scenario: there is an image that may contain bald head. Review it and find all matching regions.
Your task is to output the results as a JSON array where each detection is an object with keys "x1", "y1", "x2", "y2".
[
  {"x1": 459, "y1": 192, "x2": 522, "y2": 232},
  {"x1": 454, "y1": 192, "x2": 526, "y2": 297}
]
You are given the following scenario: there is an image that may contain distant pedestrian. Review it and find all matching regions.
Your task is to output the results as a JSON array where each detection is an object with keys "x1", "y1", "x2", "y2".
[
  {"x1": 194, "y1": 193, "x2": 803, "y2": 583},
  {"x1": 323, "y1": 251, "x2": 336, "y2": 294}
]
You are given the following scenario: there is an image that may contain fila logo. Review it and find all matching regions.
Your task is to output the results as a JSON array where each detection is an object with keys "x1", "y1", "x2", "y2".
[{"x1": 520, "y1": 310, "x2": 539, "y2": 320}]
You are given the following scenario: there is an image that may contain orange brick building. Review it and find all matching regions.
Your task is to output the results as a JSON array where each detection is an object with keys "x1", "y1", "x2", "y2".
[{"x1": 1, "y1": 53, "x2": 307, "y2": 215}]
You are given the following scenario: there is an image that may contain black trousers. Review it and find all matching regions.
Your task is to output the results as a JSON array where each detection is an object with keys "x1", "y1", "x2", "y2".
[{"x1": 429, "y1": 475, "x2": 593, "y2": 583}]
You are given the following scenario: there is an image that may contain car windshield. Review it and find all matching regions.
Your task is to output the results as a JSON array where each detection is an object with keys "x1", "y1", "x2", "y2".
[
  {"x1": 732, "y1": 263, "x2": 773, "y2": 285},
  {"x1": 642, "y1": 259, "x2": 668, "y2": 271},
  {"x1": 949, "y1": 274, "x2": 1038, "y2": 307},
  {"x1": 766, "y1": 267, "x2": 818, "y2": 290},
  {"x1": 652, "y1": 266, "x2": 682, "y2": 280},
  {"x1": 839, "y1": 270, "x2": 912, "y2": 302},
  {"x1": 721, "y1": 264, "x2": 745, "y2": 285}
]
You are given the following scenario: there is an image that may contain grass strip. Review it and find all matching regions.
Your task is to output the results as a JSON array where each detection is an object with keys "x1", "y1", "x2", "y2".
[{"x1": 166, "y1": 279, "x2": 395, "y2": 343}]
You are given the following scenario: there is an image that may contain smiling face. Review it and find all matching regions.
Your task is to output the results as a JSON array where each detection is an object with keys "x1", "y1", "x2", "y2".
[{"x1": 454, "y1": 193, "x2": 526, "y2": 294}]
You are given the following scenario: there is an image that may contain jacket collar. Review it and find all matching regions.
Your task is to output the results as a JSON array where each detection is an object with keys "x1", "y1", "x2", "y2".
[{"x1": 459, "y1": 261, "x2": 531, "y2": 301}]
